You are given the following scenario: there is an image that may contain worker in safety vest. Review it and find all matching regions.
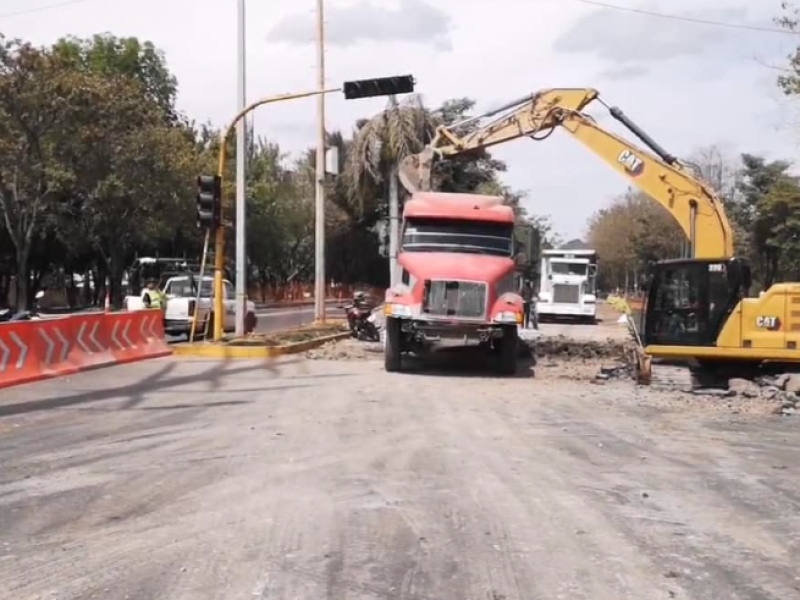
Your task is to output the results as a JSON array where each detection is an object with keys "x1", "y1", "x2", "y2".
[{"x1": 143, "y1": 278, "x2": 166, "y2": 311}]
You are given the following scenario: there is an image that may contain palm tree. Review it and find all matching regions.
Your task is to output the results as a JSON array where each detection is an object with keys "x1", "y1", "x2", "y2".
[{"x1": 344, "y1": 95, "x2": 436, "y2": 286}]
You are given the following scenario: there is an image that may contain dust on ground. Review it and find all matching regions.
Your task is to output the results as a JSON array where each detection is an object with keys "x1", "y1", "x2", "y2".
[{"x1": 307, "y1": 332, "x2": 791, "y2": 418}]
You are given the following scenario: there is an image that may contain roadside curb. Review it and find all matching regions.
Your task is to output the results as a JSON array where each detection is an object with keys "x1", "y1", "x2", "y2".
[{"x1": 172, "y1": 332, "x2": 350, "y2": 359}]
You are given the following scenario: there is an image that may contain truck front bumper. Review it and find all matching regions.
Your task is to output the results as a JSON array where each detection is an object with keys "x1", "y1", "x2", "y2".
[
  {"x1": 400, "y1": 319, "x2": 512, "y2": 346},
  {"x1": 537, "y1": 303, "x2": 596, "y2": 318}
]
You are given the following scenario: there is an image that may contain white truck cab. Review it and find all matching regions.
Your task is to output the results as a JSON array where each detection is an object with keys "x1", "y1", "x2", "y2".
[{"x1": 537, "y1": 249, "x2": 597, "y2": 323}]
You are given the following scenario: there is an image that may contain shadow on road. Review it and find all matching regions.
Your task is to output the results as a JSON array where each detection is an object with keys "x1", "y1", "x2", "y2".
[
  {"x1": 0, "y1": 357, "x2": 314, "y2": 418},
  {"x1": 401, "y1": 347, "x2": 537, "y2": 379}
]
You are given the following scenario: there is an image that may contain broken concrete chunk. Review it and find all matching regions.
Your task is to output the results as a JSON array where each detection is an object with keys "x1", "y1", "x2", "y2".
[
  {"x1": 761, "y1": 386, "x2": 781, "y2": 400},
  {"x1": 784, "y1": 374, "x2": 800, "y2": 394},
  {"x1": 728, "y1": 378, "x2": 760, "y2": 397},
  {"x1": 775, "y1": 373, "x2": 792, "y2": 389}
]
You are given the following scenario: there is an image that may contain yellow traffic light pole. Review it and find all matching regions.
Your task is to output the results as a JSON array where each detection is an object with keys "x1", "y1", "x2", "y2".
[{"x1": 212, "y1": 87, "x2": 341, "y2": 341}]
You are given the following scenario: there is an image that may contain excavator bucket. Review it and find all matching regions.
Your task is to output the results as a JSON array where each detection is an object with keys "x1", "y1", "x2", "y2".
[{"x1": 398, "y1": 147, "x2": 435, "y2": 193}]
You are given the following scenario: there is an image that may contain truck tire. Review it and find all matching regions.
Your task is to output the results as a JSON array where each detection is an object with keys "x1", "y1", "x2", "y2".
[
  {"x1": 384, "y1": 317, "x2": 403, "y2": 372},
  {"x1": 498, "y1": 326, "x2": 518, "y2": 376}
]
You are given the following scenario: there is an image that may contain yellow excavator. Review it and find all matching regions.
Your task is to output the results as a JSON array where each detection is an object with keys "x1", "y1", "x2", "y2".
[{"x1": 398, "y1": 88, "x2": 800, "y2": 380}]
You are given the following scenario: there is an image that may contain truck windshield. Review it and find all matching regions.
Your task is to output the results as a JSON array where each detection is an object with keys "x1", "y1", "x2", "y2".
[
  {"x1": 551, "y1": 263, "x2": 587, "y2": 276},
  {"x1": 402, "y1": 218, "x2": 513, "y2": 257}
]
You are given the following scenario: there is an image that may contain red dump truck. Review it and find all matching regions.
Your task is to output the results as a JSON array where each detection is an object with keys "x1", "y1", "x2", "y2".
[{"x1": 383, "y1": 192, "x2": 530, "y2": 374}]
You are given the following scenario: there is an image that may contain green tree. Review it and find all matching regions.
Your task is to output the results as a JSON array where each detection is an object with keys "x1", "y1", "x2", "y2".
[
  {"x1": 587, "y1": 189, "x2": 683, "y2": 293},
  {"x1": 345, "y1": 95, "x2": 436, "y2": 285},
  {"x1": 430, "y1": 98, "x2": 508, "y2": 193},
  {"x1": 736, "y1": 154, "x2": 800, "y2": 287},
  {"x1": 246, "y1": 137, "x2": 315, "y2": 298},
  {"x1": 0, "y1": 37, "x2": 94, "y2": 309},
  {"x1": 52, "y1": 34, "x2": 178, "y2": 121}
]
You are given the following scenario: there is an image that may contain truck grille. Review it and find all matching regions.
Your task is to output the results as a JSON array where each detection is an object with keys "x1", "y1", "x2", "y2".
[
  {"x1": 553, "y1": 284, "x2": 580, "y2": 304},
  {"x1": 424, "y1": 280, "x2": 487, "y2": 319}
]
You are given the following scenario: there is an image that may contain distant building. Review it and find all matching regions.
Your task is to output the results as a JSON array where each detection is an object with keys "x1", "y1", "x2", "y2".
[{"x1": 559, "y1": 239, "x2": 591, "y2": 251}]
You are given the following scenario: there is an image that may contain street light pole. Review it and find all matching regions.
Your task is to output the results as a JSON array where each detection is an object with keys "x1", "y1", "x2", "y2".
[
  {"x1": 235, "y1": 0, "x2": 247, "y2": 336},
  {"x1": 314, "y1": 0, "x2": 327, "y2": 323},
  {"x1": 206, "y1": 74, "x2": 416, "y2": 342}
]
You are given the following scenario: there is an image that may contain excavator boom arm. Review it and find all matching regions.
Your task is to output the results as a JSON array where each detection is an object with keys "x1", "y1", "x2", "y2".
[{"x1": 401, "y1": 88, "x2": 734, "y2": 259}]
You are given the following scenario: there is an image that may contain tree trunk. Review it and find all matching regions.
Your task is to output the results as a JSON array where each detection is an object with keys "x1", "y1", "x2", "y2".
[
  {"x1": 108, "y1": 248, "x2": 125, "y2": 310},
  {"x1": 389, "y1": 164, "x2": 400, "y2": 287},
  {"x1": 15, "y1": 254, "x2": 29, "y2": 312},
  {"x1": 0, "y1": 272, "x2": 7, "y2": 308}
]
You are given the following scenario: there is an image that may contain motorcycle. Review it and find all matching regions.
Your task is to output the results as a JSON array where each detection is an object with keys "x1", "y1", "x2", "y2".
[
  {"x1": 0, "y1": 291, "x2": 44, "y2": 323},
  {"x1": 344, "y1": 295, "x2": 380, "y2": 342}
]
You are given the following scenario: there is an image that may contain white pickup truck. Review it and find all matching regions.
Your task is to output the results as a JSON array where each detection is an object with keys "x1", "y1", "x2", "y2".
[{"x1": 125, "y1": 275, "x2": 257, "y2": 337}]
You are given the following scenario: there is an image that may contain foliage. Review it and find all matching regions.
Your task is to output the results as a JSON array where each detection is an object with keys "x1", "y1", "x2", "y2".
[
  {"x1": 731, "y1": 154, "x2": 800, "y2": 288},
  {"x1": 0, "y1": 32, "x2": 555, "y2": 310},
  {"x1": 587, "y1": 189, "x2": 683, "y2": 293},
  {"x1": 776, "y1": 2, "x2": 800, "y2": 96},
  {"x1": 586, "y1": 144, "x2": 800, "y2": 293}
]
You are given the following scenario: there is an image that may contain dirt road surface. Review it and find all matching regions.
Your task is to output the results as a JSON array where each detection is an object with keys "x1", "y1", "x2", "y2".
[
  {"x1": 1, "y1": 354, "x2": 798, "y2": 600},
  {"x1": 538, "y1": 301, "x2": 631, "y2": 343}
]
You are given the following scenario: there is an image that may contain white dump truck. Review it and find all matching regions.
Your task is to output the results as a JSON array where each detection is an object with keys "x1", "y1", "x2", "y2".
[{"x1": 537, "y1": 249, "x2": 597, "y2": 323}]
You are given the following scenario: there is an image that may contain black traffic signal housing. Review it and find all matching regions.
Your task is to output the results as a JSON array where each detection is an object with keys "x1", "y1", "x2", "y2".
[
  {"x1": 343, "y1": 75, "x2": 415, "y2": 100},
  {"x1": 196, "y1": 175, "x2": 221, "y2": 230}
]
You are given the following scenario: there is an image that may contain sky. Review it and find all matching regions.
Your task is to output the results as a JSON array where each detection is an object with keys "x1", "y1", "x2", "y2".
[{"x1": 3, "y1": 0, "x2": 800, "y2": 240}]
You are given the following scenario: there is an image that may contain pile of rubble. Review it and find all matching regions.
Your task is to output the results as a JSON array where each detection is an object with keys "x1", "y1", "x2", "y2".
[
  {"x1": 687, "y1": 373, "x2": 800, "y2": 417},
  {"x1": 741, "y1": 374, "x2": 798, "y2": 416},
  {"x1": 535, "y1": 335, "x2": 633, "y2": 362},
  {"x1": 306, "y1": 337, "x2": 383, "y2": 361}
]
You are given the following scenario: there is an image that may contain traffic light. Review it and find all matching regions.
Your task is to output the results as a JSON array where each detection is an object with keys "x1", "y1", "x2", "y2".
[
  {"x1": 343, "y1": 75, "x2": 415, "y2": 100},
  {"x1": 196, "y1": 174, "x2": 221, "y2": 230}
]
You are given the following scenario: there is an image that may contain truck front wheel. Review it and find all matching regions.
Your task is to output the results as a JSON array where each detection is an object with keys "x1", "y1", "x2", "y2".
[
  {"x1": 384, "y1": 317, "x2": 403, "y2": 372},
  {"x1": 498, "y1": 326, "x2": 518, "y2": 376}
]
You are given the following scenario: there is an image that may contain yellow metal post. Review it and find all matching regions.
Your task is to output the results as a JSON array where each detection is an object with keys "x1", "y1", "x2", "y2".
[{"x1": 213, "y1": 87, "x2": 341, "y2": 341}]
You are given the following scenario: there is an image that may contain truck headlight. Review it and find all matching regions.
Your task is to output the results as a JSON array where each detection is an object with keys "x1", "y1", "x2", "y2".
[
  {"x1": 494, "y1": 311, "x2": 522, "y2": 324},
  {"x1": 385, "y1": 303, "x2": 412, "y2": 318}
]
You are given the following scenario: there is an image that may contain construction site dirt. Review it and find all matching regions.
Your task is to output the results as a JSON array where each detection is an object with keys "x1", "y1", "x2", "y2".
[{"x1": 1, "y1": 308, "x2": 798, "y2": 599}]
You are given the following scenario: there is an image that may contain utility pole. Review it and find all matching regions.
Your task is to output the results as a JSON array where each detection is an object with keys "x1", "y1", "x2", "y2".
[
  {"x1": 234, "y1": 0, "x2": 248, "y2": 336},
  {"x1": 314, "y1": 0, "x2": 327, "y2": 323}
]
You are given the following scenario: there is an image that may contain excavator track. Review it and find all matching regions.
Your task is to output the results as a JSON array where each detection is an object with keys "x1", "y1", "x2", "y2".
[{"x1": 649, "y1": 363, "x2": 698, "y2": 392}]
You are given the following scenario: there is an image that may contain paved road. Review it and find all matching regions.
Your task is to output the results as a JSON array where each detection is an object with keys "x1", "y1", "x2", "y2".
[
  {"x1": 1, "y1": 354, "x2": 798, "y2": 599},
  {"x1": 254, "y1": 302, "x2": 345, "y2": 334},
  {"x1": 166, "y1": 302, "x2": 345, "y2": 342}
]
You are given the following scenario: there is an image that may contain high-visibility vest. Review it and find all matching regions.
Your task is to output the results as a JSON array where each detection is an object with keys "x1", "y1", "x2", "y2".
[{"x1": 146, "y1": 289, "x2": 165, "y2": 310}]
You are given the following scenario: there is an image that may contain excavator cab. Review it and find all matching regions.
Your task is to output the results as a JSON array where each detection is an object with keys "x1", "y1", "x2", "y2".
[{"x1": 642, "y1": 258, "x2": 751, "y2": 348}]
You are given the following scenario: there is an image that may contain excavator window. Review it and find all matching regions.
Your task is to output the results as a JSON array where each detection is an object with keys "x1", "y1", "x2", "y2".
[{"x1": 643, "y1": 260, "x2": 738, "y2": 347}]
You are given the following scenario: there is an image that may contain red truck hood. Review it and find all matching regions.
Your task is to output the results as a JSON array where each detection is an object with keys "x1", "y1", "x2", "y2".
[{"x1": 399, "y1": 252, "x2": 514, "y2": 283}]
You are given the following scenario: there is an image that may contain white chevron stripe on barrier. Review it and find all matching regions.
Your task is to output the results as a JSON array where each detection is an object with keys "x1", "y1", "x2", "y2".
[
  {"x1": 89, "y1": 322, "x2": 103, "y2": 352},
  {"x1": 39, "y1": 329, "x2": 55, "y2": 366},
  {"x1": 0, "y1": 336, "x2": 9, "y2": 373},
  {"x1": 122, "y1": 321, "x2": 135, "y2": 349},
  {"x1": 54, "y1": 327, "x2": 70, "y2": 363},
  {"x1": 9, "y1": 332, "x2": 27, "y2": 370},
  {"x1": 76, "y1": 322, "x2": 92, "y2": 354}
]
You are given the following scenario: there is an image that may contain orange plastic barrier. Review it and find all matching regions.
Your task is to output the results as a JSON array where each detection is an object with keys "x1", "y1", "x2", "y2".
[{"x1": 0, "y1": 310, "x2": 171, "y2": 389}]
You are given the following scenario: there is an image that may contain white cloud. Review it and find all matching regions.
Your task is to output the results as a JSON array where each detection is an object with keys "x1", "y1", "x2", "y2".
[
  {"x1": 267, "y1": 0, "x2": 454, "y2": 51},
  {"x1": 553, "y1": 5, "x2": 750, "y2": 63}
]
